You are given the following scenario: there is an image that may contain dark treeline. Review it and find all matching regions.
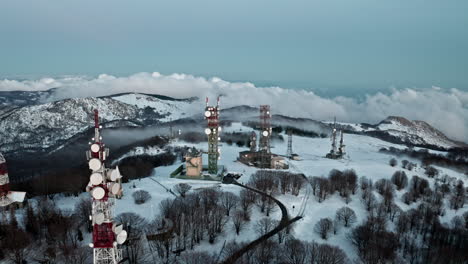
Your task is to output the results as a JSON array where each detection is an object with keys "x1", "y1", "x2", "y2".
[
  {"x1": 10, "y1": 137, "x2": 175, "y2": 196},
  {"x1": 379, "y1": 147, "x2": 468, "y2": 174}
]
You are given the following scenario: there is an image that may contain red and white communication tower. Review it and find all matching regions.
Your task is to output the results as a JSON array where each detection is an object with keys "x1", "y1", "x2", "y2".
[
  {"x1": 204, "y1": 97, "x2": 221, "y2": 174},
  {"x1": 0, "y1": 153, "x2": 26, "y2": 208},
  {"x1": 86, "y1": 109, "x2": 126, "y2": 264}
]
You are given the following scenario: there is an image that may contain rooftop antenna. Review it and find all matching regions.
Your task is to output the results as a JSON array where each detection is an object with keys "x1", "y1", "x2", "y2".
[
  {"x1": 87, "y1": 109, "x2": 125, "y2": 264},
  {"x1": 204, "y1": 97, "x2": 221, "y2": 174}
]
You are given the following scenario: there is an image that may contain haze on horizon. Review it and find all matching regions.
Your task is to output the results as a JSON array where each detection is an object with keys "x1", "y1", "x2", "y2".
[{"x1": 1, "y1": 0, "x2": 467, "y2": 96}]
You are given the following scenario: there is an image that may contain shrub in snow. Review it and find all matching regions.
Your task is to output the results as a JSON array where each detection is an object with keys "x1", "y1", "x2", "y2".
[
  {"x1": 335, "y1": 207, "x2": 357, "y2": 228},
  {"x1": 425, "y1": 166, "x2": 439, "y2": 178},
  {"x1": 174, "y1": 183, "x2": 192, "y2": 198},
  {"x1": 389, "y1": 158, "x2": 397, "y2": 167},
  {"x1": 391, "y1": 171, "x2": 408, "y2": 190},
  {"x1": 314, "y1": 218, "x2": 333, "y2": 240},
  {"x1": 132, "y1": 190, "x2": 151, "y2": 204}
]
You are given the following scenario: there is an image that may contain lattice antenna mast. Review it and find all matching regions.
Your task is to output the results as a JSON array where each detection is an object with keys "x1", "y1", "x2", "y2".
[
  {"x1": 204, "y1": 97, "x2": 221, "y2": 174},
  {"x1": 339, "y1": 130, "x2": 345, "y2": 154},
  {"x1": 259, "y1": 105, "x2": 272, "y2": 168},
  {"x1": 286, "y1": 129, "x2": 293, "y2": 159},
  {"x1": 87, "y1": 109, "x2": 126, "y2": 264},
  {"x1": 331, "y1": 117, "x2": 337, "y2": 154},
  {"x1": 249, "y1": 131, "x2": 257, "y2": 152},
  {"x1": 0, "y1": 154, "x2": 11, "y2": 207}
]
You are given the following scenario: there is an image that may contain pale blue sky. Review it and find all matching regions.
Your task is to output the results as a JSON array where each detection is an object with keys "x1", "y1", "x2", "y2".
[{"x1": 1, "y1": 0, "x2": 467, "y2": 95}]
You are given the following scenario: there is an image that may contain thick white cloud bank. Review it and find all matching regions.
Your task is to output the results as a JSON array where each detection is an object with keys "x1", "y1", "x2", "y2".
[{"x1": 1, "y1": 72, "x2": 467, "y2": 142}]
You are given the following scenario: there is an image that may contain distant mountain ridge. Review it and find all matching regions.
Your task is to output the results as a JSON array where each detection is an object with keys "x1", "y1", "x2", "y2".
[
  {"x1": 0, "y1": 93, "x2": 192, "y2": 154},
  {"x1": 344, "y1": 116, "x2": 466, "y2": 150},
  {"x1": 1, "y1": 91, "x2": 464, "y2": 157}
]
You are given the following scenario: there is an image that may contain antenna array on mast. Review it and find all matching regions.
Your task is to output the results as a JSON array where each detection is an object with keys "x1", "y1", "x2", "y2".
[{"x1": 87, "y1": 109, "x2": 125, "y2": 264}]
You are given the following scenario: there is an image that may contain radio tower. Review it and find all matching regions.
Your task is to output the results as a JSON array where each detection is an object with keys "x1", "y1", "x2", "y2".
[
  {"x1": 286, "y1": 129, "x2": 293, "y2": 159},
  {"x1": 0, "y1": 154, "x2": 11, "y2": 207},
  {"x1": 259, "y1": 105, "x2": 272, "y2": 168},
  {"x1": 330, "y1": 117, "x2": 337, "y2": 155},
  {"x1": 86, "y1": 109, "x2": 126, "y2": 264},
  {"x1": 0, "y1": 153, "x2": 26, "y2": 208},
  {"x1": 204, "y1": 97, "x2": 221, "y2": 174}
]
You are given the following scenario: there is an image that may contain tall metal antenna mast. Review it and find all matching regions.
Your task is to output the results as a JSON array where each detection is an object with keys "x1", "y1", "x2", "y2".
[
  {"x1": 0, "y1": 154, "x2": 11, "y2": 207},
  {"x1": 286, "y1": 129, "x2": 293, "y2": 159},
  {"x1": 331, "y1": 117, "x2": 337, "y2": 155},
  {"x1": 259, "y1": 105, "x2": 272, "y2": 168},
  {"x1": 87, "y1": 109, "x2": 126, "y2": 264},
  {"x1": 204, "y1": 97, "x2": 221, "y2": 174}
]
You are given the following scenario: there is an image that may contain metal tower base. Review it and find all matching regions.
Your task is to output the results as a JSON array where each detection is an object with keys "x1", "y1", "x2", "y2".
[{"x1": 94, "y1": 247, "x2": 122, "y2": 264}]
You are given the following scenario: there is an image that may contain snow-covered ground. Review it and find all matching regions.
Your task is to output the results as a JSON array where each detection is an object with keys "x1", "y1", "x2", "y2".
[
  {"x1": 47, "y1": 122, "x2": 467, "y2": 260},
  {"x1": 112, "y1": 93, "x2": 193, "y2": 122}
]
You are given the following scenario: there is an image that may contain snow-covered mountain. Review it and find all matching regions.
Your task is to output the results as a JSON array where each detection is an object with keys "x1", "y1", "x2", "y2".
[
  {"x1": 1, "y1": 91, "x2": 465, "y2": 156},
  {"x1": 340, "y1": 116, "x2": 466, "y2": 150},
  {"x1": 0, "y1": 93, "x2": 193, "y2": 153}
]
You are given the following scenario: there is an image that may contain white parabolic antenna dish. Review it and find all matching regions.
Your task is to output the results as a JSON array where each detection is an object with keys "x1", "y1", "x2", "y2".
[
  {"x1": 117, "y1": 230, "x2": 128, "y2": 244},
  {"x1": 113, "y1": 224, "x2": 123, "y2": 234},
  {"x1": 204, "y1": 111, "x2": 211, "y2": 117},
  {"x1": 90, "y1": 173, "x2": 103, "y2": 185},
  {"x1": 110, "y1": 183, "x2": 121, "y2": 195},
  {"x1": 92, "y1": 187, "x2": 105, "y2": 200},
  {"x1": 89, "y1": 158, "x2": 102, "y2": 171},
  {"x1": 262, "y1": 131, "x2": 269, "y2": 137},
  {"x1": 94, "y1": 212, "x2": 105, "y2": 225},
  {"x1": 110, "y1": 167, "x2": 122, "y2": 181},
  {"x1": 205, "y1": 128, "x2": 211, "y2": 135},
  {"x1": 90, "y1": 144, "x2": 100, "y2": 152}
]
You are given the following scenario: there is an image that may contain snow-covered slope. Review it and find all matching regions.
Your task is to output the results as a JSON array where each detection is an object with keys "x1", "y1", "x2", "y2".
[
  {"x1": 0, "y1": 93, "x2": 193, "y2": 153},
  {"x1": 50, "y1": 122, "x2": 466, "y2": 261},
  {"x1": 337, "y1": 116, "x2": 465, "y2": 150}
]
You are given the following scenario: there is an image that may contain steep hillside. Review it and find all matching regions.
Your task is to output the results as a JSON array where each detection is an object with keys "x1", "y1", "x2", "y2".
[
  {"x1": 0, "y1": 93, "x2": 192, "y2": 154},
  {"x1": 341, "y1": 116, "x2": 466, "y2": 150}
]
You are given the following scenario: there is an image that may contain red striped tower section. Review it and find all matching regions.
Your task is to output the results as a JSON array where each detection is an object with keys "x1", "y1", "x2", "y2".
[
  {"x1": 0, "y1": 153, "x2": 26, "y2": 208},
  {"x1": 86, "y1": 109, "x2": 126, "y2": 264},
  {"x1": 204, "y1": 97, "x2": 221, "y2": 174},
  {"x1": 0, "y1": 153, "x2": 11, "y2": 207}
]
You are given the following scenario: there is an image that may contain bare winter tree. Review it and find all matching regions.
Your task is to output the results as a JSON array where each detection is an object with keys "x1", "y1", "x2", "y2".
[
  {"x1": 309, "y1": 176, "x2": 320, "y2": 196},
  {"x1": 361, "y1": 189, "x2": 376, "y2": 212},
  {"x1": 359, "y1": 176, "x2": 373, "y2": 193},
  {"x1": 401, "y1": 159, "x2": 409, "y2": 169},
  {"x1": 3, "y1": 227, "x2": 32, "y2": 264},
  {"x1": 232, "y1": 210, "x2": 245, "y2": 235},
  {"x1": 314, "y1": 243, "x2": 349, "y2": 264},
  {"x1": 314, "y1": 218, "x2": 333, "y2": 240},
  {"x1": 220, "y1": 191, "x2": 239, "y2": 216},
  {"x1": 449, "y1": 180, "x2": 466, "y2": 210},
  {"x1": 282, "y1": 238, "x2": 307, "y2": 264},
  {"x1": 179, "y1": 251, "x2": 216, "y2": 264},
  {"x1": 391, "y1": 171, "x2": 408, "y2": 190},
  {"x1": 425, "y1": 166, "x2": 439, "y2": 178},
  {"x1": 132, "y1": 190, "x2": 152, "y2": 204},
  {"x1": 255, "y1": 217, "x2": 275, "y2": 236},
  {"x1": 116, "y1": 212, "x2": 149, "y2": 264},
  {"x1": 239, "y1": 189, "x2": 256, "y2": 220},
  {"x1": 317, "y1": 178, "x2": 331, "y2": 202},
  {"x1": 174, "y1": 183, "x2": 192, "y2": 198},
  {"x1": 73, "y1": 197, "x2": 92, "y2": 232},
  {"x1": 335, "y1": 207, "x2": 357, "y2": 228}
]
